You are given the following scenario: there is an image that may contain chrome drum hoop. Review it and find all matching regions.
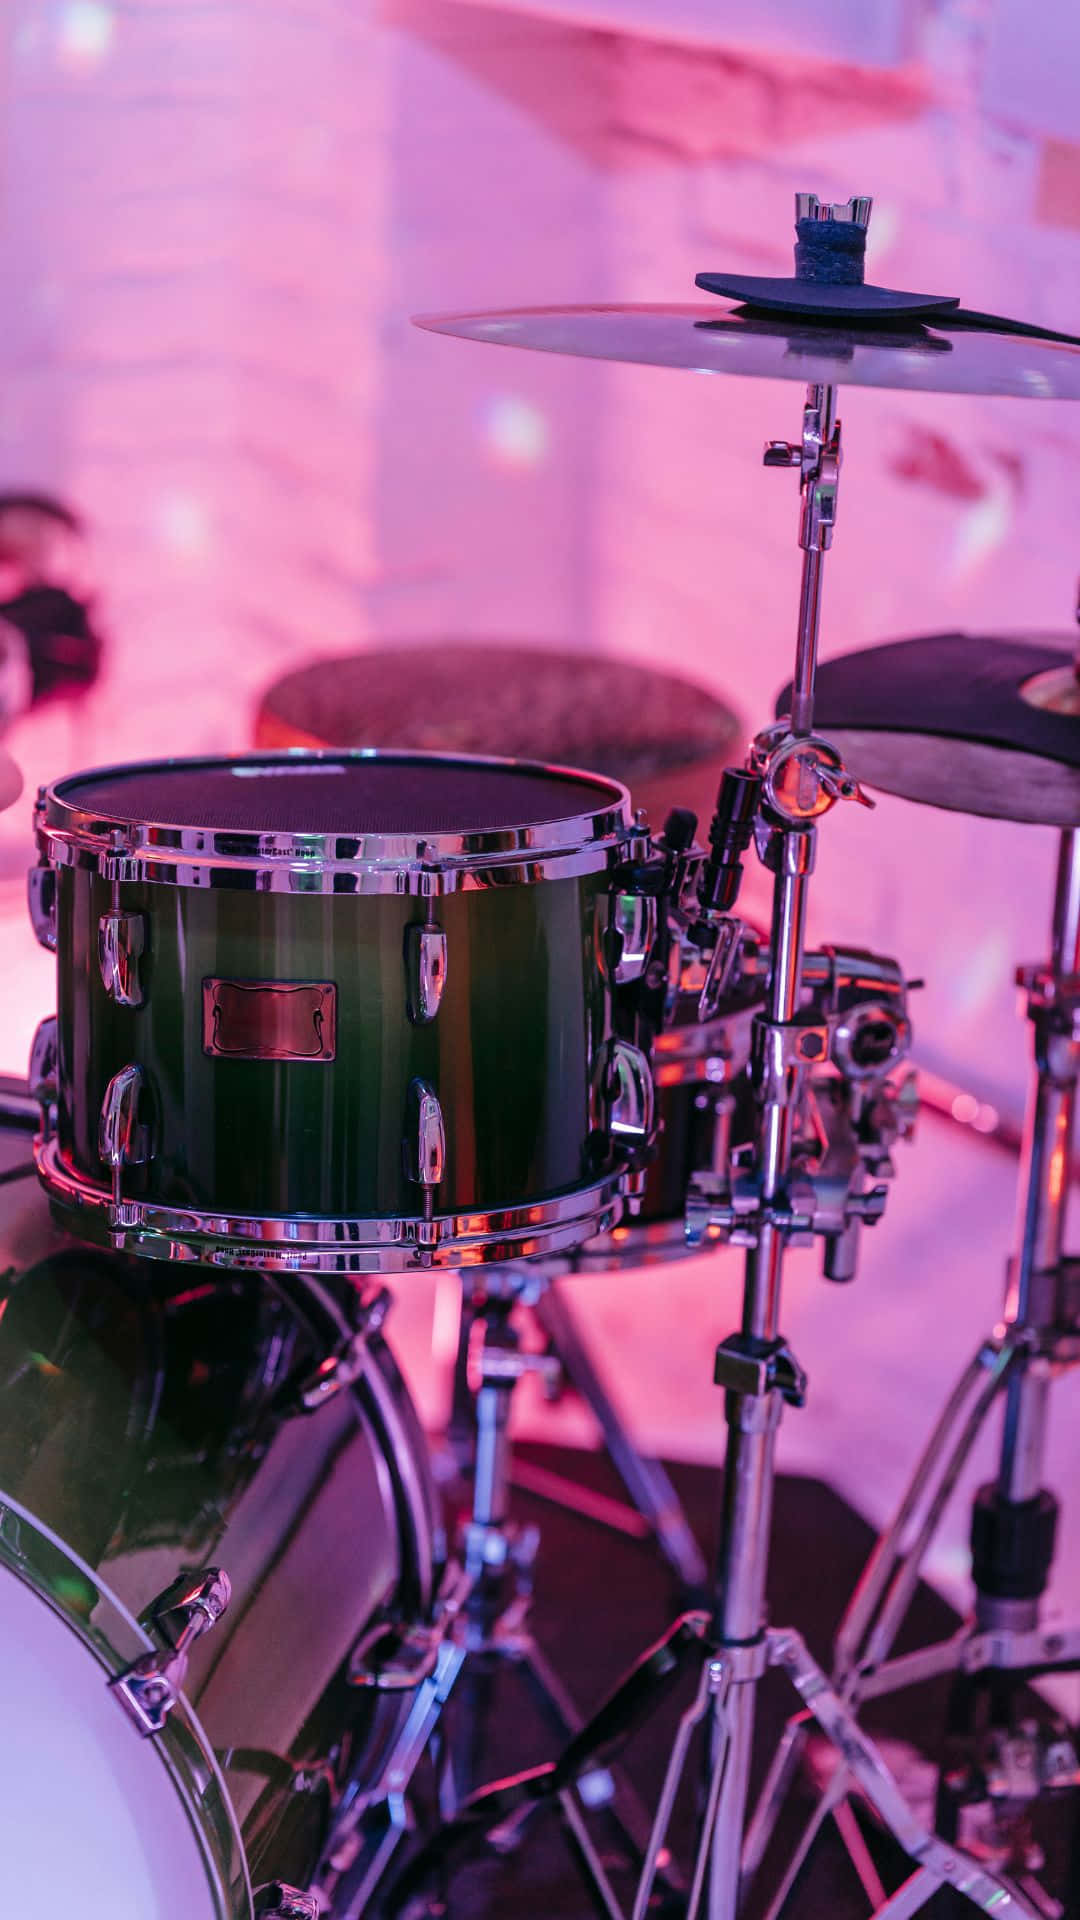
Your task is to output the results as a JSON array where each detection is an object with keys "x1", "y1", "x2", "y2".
[
  {"x1": 572, "y1": 1213, "x2": 725, "y2": 1270},
  {"x1": 35, "y1": 1137, "x2": 626, "y2": 1274},
  {"x1": 34, "y1": 748, "x2": 641, "y2": 896},
  {"x1": 0, "y1": 1492, "x2": 251, "y2": 1920}
]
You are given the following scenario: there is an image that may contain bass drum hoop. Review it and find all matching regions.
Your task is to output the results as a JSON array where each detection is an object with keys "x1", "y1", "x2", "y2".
[
  {"x1": 0, "y1": 1490, "x2": 251, "y2": 1919},
  {"x1": 0, "y1": 1227, "x2": 441, "y2": 1917},
  {"x1": 35, "y1": 1137, "x2": 625, "y2": 1274}
]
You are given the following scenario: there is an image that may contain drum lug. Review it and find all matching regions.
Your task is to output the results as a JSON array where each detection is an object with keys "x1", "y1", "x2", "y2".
[
  {"x1": 253, "y1": 1887, "x2": 319, "y2": 1920},
  {"x1": 404, "y1": 919, "x2": 447, "y2": 1024},
  {"x1": 297, "y1": 1288, "x2": 392, "y2": 1411},
  {"x1": 606, "y1": 1038, "x2": 656, "y2": 1144},
  {"x1": 99, "y1": 1065, "x2": 154, "y2": 1210},
  {"x1": 27, "y1": 1014, "x2": 59, "y2": 1138},
  {"x1": 98, "y1": 908, "x2": 147, "y2": 1007},
  {"x1": 27, "y1": 865, "x2": 57, "y2": 952},
  {"x1": 403, "y1": 1078, "x2": 445, "y2": 1187},
  {"x1": 110, "y1": 1567, "x2": 231, "y2": 1737},
  {"x1": 698, "y1": 915, "x2": 747, "y2": 1021},
  {"x1": 601, "y1": 890, "x2": 659, "y2": 984}
]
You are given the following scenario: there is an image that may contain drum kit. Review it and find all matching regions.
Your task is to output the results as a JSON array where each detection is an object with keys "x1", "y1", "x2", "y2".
[{"x1": 4, "y1": 190, "x2": 1080, "y2": 1918}]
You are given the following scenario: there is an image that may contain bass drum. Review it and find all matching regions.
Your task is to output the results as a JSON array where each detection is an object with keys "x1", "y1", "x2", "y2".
[{"x1": 0, "y1": 1104, "x2": 440, "y2": 1918}]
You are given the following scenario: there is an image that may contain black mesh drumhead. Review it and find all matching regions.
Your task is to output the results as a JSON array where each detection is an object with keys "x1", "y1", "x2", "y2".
[{"x1": 56, "y1": 753, "x2": 623, "y2": 835}]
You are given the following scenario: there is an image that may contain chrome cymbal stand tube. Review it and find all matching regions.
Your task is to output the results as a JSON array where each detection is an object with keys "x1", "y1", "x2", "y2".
[
  {"x1": 749, "y1": 828, "x2": 1080, "y2": 1915},
  {"x1": 627, "y1": 351, "x2": 1036, "y2": 1913}
]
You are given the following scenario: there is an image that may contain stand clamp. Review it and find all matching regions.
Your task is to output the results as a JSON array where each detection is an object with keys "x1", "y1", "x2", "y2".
[
  {"x1": 713, "y1": 1333, "x2": 807, "y2": 1409},
  {"x1": 764, "y1": 385, "x2": 842, "y2": 555}
]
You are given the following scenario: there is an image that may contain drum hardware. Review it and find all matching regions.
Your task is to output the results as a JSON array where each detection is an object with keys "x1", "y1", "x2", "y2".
[
  {"x1": 27, "y1": 1013, "x2": 58, "y2": 1139},
  {"x1": 415, "y1": 190, "x2": 1060, "y2": 1916},
  {"x1": 98, "y1": 1061, "x2": 153, "y2": 1214},
  {"x1": 320, "y1": 1274, "x2": 659, "y2": 1920},
  {"x1": 404, "y1": 916, "x2": 447, "y2": 1025},
  {"x1": 439, "y1": 1252, "x2": 712, "y2": 1594},
  {"x1": 403, "y1": 1078, "x2": 447, "y2": 1199},
  {"x1": 601, "y1": 1038, "x2": 656, "y2": 1160},
  {"x1": 742, "y1": 825, "x2": 1080, "y2": 1915},
  {"x1": 98, "y1": 902, "x2": 147, "y2": 1007},
  {"x1": 252, "y1": 1885, "x2": 320, "y2": 1920},
  {"x1": 27, "y1": 859, "x2": 57, "y2": 949},
  {"x1": 111, "y1": 1566, "x2": 232, "y2": 1737},
  {"x1": 607, "y1": 888, "x2": 660, "y2": 985}
]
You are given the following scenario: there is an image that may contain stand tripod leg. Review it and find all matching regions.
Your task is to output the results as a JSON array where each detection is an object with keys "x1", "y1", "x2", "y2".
[
  {"x1": 740, "y1": 1710, "x2": 811, "y2": 1891},
  {"x1": 759, "y1": 1760, "x2": 854, "y2": 1920},
  {"x1": 633, "y1": 1658, "x2": 718, "y2": 1920},
  {"x1": 768, "y1": 1627, "x2": 1038, "y2": 1916},
  {"x1": 835, "y1": 1338, "x2": 1019, "y2": 1686},
  {"x1": 333, "y1": 1638, "x2": 470, "y2": 1916},
  {"x1": 531, "y1": 1281, "x2": 709, "y2": 1591}
]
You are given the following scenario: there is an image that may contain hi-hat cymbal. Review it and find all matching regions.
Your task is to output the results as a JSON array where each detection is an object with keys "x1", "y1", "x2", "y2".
[
  {"x1": 781, "y1": 633, "x2": 1080, "y2": 826},
  {"x1": 414, "y1": 305, "x2": 1080, "y2": 400}
]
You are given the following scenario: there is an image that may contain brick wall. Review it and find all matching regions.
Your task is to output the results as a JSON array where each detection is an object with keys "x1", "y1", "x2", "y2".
[{"x1": 2, "y1": 0, "x2": 1080, "y2": 1110}]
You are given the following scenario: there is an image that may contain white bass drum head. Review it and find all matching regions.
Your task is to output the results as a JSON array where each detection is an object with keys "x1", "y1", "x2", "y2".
[{"x1": 0, "y1": 1561, "x2": 218, "y2": 1918}]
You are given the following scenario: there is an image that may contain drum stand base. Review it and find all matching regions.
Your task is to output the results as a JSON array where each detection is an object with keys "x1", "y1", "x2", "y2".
[
  {"x1": 742, "y1": 830, "x2": 1080, "y2": 1918},
  {"x1": 740, "y1": 1323, "x2": 1080, "y2": 1920},
  {"x1": 445, "y1": 1266, "x2": 708, "y2": 1594},
  {"x1": 326, "y1": 1279, "x2": 658, "y2": 1920}
]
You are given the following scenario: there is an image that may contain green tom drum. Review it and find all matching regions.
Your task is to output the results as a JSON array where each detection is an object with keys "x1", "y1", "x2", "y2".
[{"x1": 28, "y1": 750, "x2": 657, "y2": 1272}]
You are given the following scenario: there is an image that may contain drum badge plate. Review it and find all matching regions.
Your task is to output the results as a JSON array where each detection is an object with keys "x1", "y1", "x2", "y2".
[{"x1": 202, "y1": 979, "x2": 337, "y2": 1062}]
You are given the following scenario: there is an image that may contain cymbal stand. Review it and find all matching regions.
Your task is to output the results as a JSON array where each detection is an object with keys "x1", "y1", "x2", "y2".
[
  {"x1": 745, "y1": 827, "x2": 1080, "y2": 1916},
  {"x1": 614, "y1": 380, "x2": 1036, "y2": 1920}
]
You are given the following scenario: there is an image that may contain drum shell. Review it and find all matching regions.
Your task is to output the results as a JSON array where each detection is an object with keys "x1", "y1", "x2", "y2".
[
  {"x1": 575, "y1": 990, "x2": 756, "y2": 1267},
  {"x1": 0, "y1": 1155, "x2": 438, "y2": 1901},
  {"x1": 639, "y1": 1076, "x2": 733, "y2": 1222},
  {"x1": 54, "y1": 862, "x2": 612, "y2": 1220}
]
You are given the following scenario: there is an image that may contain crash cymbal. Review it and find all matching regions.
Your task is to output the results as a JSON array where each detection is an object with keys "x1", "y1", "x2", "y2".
[
  {"x1": 780, "y1": 633, "x2": 1080, "y2": 826},
  {"x1": 413, "y1": 305, "x2": 1080, "y2": 400}
]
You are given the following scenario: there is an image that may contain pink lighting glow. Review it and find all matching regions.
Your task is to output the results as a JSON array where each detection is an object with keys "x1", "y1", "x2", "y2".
[
  {"x1": 482, "y1": 394, "x2": 550, "y2": 468},
  {"x1": 55, "y1": 1, "x2": 115, "y2": 70}
]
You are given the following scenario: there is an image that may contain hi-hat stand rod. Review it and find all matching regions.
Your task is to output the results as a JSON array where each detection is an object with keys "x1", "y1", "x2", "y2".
[
  {"x1": 998, "y1": 826, "x2": 1080, "y2": 1509},
  {"x1": 736, "y1": 840, "x2": 1080, "y2": 1916}
]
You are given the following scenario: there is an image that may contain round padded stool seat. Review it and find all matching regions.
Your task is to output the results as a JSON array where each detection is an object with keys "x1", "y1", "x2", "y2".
[{"x1": 254, "y1": 642, "x2": 743, "y2": 833}]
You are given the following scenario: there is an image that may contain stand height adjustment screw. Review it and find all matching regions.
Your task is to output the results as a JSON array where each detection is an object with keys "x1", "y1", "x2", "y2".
[{"x1": 763, "y1": 441, "x2": 802, "y2": 468}]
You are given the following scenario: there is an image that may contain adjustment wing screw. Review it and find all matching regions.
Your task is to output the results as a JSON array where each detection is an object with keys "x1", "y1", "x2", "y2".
[{"x1": 763, "y1": 441, "x2": 802, "y2": 468}]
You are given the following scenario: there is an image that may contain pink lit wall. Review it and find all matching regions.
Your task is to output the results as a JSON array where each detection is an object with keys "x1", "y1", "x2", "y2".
[{"x1": 3, "y1": 0, "x2": 1080, "y2": 1127}]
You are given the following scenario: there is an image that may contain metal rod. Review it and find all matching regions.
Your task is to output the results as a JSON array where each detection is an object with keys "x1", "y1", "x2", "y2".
[
  {"x1": 531, "y1": 1281, "x2": 708, "y2": 1588},
  {"x1": 999, "y1": 828, "x2": 1080, "y2": 1505},
  {"x1": 790, "y1": 382, "x2": 837, "y2": 738},
  {"x1": 702, "y1": 381, "x2": 834, "y2": 1919}
]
